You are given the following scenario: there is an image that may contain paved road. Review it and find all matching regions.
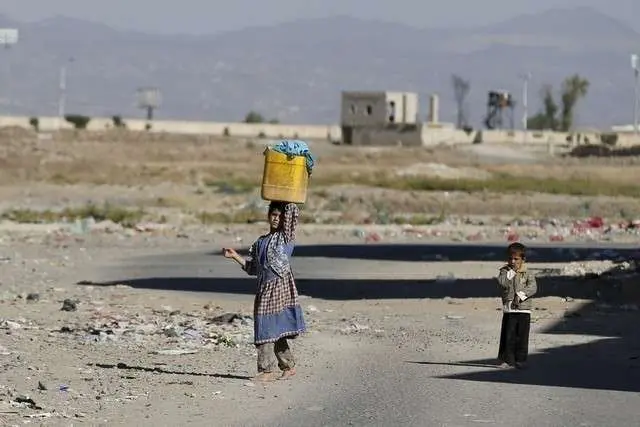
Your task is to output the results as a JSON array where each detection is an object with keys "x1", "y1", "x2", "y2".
[
  {"x1": 92, "y1": 241, "x2": 640, "y2": 427},
  {"x1": 91, "y1": 240, "x2": 639, "y2": 301}
]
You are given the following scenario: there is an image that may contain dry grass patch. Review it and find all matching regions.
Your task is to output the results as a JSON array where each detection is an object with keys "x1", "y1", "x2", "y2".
[
  {"x1": 356, "y1": 174, "x2": 640, "y2": 197},
  {"x1": 1, "y1": 203, "x2": 145, "y2": 227},
  {"x1": 3, "y1": 129, "x2": 640, "y2": 198},
  {"x1": 488, "y1": 163, "x2": 640, "y2": 187}
]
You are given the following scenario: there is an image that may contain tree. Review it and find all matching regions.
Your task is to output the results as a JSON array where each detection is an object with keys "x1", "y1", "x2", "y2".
[
  {"x1": 541, "y1": 84, "x2": 559, "y2": 130},
  {"x1": 526, "y1": 75, "x2": 589, "y2": 132},
  {"x1": 526, "y1": 113, "x2": 548, "y2": 130},
  {"x1": 528, "y1": 84, "x2": 559, "y2": 130},
  {"x1": 451, "y1": 74, "x2": 470, "y2": 129},
  {"x1": 244, "y1": 111, "x2": 265, "y2": 123},
  {"x1": 29, "y1": 117, "x2": 39, "y2": 132},
  {"x1": 112, "y1": 115, "x2": 126, "y2": 128},
  {"x1": 559, "y1": 74, "x2": 589, "y2": 131},
  {"x1": 64, "y1": 114, "x2": 91, "y2": 129}
]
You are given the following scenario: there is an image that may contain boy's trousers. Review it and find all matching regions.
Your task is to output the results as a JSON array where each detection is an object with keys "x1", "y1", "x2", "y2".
[{"x1": 498, "y1": 312, "x2": 531, "y2": 364}]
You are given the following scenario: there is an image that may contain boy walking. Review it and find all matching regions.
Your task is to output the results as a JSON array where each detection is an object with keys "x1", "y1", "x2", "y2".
[{"x1": 497, "y1": 242, "x2": 537, "y2": 369}]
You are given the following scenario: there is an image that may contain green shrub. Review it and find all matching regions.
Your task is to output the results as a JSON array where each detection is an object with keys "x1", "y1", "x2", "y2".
[
  {"x1": 112, "y1": 115, "x2": 126, "y2": 128},
  {"x1": 600, "y1": 132, "x2": 619, "y2": 146},
  {"x1": 29, "y1": 117, "x2": 39, "y2": 131},
  {"x1": 64, "y1": 114, "x2": 91, "y2": 129}
]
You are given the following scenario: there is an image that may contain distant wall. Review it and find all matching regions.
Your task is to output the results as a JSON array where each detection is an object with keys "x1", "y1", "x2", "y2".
[
  {"x1": 3, "y1": 115, "x2": 640, "y2": 147},
  {"x1": 479, "y1": 129, "x2": 640, "y2": 147},
  {"x1": 611, "y1": 133, "x2": 640, "y2": 147},
  {"x1": 418, "y1": 128, "x2": 622, "y2": 146},
  {"x1": 420, "y1": 127, "x2": 471, "y2": 145},
  {"x1": 0, "y1": 115, "x2": 342, "y2": 141}
]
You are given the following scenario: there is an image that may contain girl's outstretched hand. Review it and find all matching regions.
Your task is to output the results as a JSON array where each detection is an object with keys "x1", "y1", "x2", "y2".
[{"x1": 222, "y1": 248, "x2": 238, "y2": 259}]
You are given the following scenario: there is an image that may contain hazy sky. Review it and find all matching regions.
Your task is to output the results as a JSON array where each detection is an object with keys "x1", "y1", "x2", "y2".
[{"x1": 2, "y1": 0, "x2": 639, "y2": 34}]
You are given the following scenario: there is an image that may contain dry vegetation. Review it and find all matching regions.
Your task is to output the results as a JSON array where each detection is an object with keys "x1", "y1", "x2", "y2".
[{"x1": 2, "y1": 127, "x2": 640, "y2": 224}]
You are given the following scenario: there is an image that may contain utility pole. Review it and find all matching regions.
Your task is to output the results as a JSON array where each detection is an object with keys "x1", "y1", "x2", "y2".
[
  {"x1": 137, "y1": 87, "x2": 161, "y2": 130},
  {"x1": 57, "y1": 57, "x2": 74, "y2": 130},
  {"x1": 632, "y1": 54, "x2": 639, "y2": 135},
  {"x1": 520, "y1": 72, "x2": 531, "y2": 143},
  {"x1": 58, "y1": 65, "x2": 66, "y2": 127},
  {"x1": 0, "y1": 29, "x2": 18, "y2": 114}
]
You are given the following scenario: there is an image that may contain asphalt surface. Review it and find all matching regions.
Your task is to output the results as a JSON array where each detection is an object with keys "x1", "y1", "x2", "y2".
[
  {"x1": 91, "y1": 241, "x2": 640, "y2": 301},
  {"x1": 92, "y1": 241, "x2": 640, "y2": 427}
]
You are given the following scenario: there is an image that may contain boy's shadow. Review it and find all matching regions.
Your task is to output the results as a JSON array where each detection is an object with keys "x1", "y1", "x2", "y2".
[{"x1": 408, "y1": 302, "x2": 640, "y2": 393}]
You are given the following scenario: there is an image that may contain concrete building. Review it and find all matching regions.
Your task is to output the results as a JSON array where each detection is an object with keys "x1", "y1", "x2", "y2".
[
  {"x1": 341, "y1": 91, "x2": 418, "y2": 127},
  {"x1": 340, "y1": 91, "x2": 422, "y2": 146}
]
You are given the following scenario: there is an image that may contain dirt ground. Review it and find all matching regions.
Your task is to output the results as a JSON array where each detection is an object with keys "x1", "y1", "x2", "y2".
[
  {"x1": 0, "y1": 226, "x2": 638, "y2": 426},
  {"x1": 1, "y1": 128, "x2": 640, "y2": 425}
]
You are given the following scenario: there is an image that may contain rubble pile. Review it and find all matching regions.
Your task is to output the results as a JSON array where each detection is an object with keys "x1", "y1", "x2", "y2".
[
  {"x1": 346, "y1": 215, "x2": 640, "y2": 244},
  {"x1": 0, "y1": 291, "x2": 258, "y2": 421},
  {"x1": 1, "y1": 296, "x2": 255, "y2": 353},
  {"x1": 3, "y1": 209, "x2": 640, "y2": 249}
]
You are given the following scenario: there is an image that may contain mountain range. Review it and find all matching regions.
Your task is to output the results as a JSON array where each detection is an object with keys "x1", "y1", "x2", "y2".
[{"x1": 0, "y1": 6, "x2": 637, "y2": 128}]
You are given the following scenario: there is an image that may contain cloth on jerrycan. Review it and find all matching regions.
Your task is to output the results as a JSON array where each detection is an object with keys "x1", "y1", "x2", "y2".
[{"x1": 271, "y1": 139, "x2": 316, "y2": 176}]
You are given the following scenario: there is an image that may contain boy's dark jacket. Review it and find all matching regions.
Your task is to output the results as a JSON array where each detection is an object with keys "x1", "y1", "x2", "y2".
[{"x1": 497, "y1": 263, "x2": 538, "y2": 311}]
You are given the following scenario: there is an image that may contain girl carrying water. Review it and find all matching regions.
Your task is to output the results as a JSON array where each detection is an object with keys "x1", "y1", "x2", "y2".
[{"x1": 223, "y1": 201, "x2": 306, "y2": 382}]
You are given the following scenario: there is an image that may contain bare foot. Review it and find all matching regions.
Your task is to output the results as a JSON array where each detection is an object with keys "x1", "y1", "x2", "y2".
[
  {"x1": 279, "y1": 368, "x2": 297, "y2": 380},
  {"x1": 252, "y1": 372, "x2": 279, "y2": 382}
]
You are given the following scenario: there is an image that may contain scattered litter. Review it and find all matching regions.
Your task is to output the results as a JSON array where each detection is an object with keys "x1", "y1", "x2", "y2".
[
  {"x1": 61, "y1": 299, "x2": 78, "y2": 312},
  {"x1": 25, "y1": 412, "x2": 53, "y2": 419},
  {"x1": 210, "y1": 313, "x2": 251, "y2": 325},
  {"x1": 339, "y1": 322, "x2": 370, "y2": 335},
  {"x1": 506, "y1": 231, "x2": 519, "y2": 242},
  {"x1": 26, "y1": 293, "x2": 40, "y2": 302},
  {"x1": 12, "y1": 395, "x2": 41, "y2": 410},
  {"x1": 1, "y1": 319, "x2": 22, "y2": 330}
]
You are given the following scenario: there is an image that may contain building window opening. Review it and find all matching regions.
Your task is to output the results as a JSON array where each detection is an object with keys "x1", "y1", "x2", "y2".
[
  {"x1": 388, "y1": 101, "x2": 396, "y2": 123},
  {"x1": 366, "y1": 105, "x2": 372, "y2": 115},
  {"x1": 350, "y1": 104, "x2": 357, "y2": 114}
]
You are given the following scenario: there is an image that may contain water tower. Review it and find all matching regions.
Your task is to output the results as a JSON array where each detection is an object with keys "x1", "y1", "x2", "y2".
[
  {"x1": 0, "y1": 29, "x2": 19, "y2": 113},
  {"x1": 483, "y1": 90, "x2": 515, "y2": 130},
  {"x1": 0, "y1": 28, "x2": 18, "y2": 49},
  {"x1": 137, "y1": 87, "x2": 161, "y2": 126}
]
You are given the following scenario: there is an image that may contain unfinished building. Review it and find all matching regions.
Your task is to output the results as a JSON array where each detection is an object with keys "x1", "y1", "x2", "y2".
[{"x1": 340, "y1": 91, "x2": 422, "y2": 146}]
